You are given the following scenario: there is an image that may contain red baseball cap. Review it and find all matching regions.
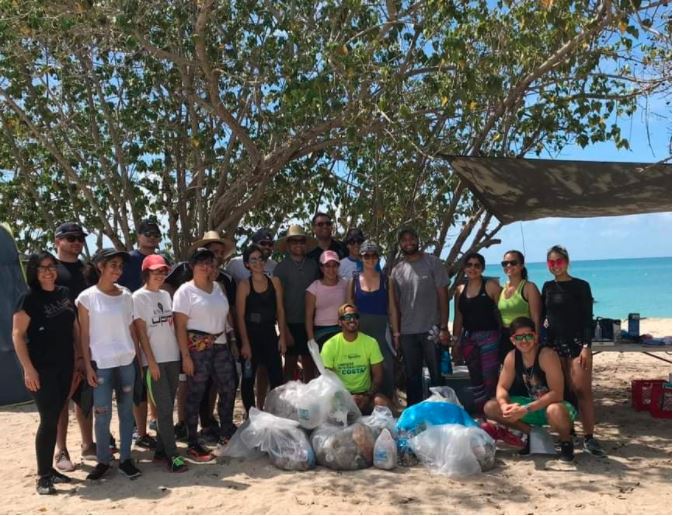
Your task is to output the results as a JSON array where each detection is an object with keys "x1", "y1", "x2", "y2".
[{"x1": 142, "y1": 254, "x2": 169, "y2": 271}]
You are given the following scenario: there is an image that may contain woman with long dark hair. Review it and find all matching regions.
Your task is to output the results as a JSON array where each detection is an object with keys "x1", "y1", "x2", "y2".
[
  {"x1": 13, "y1": 252, "x2": 78, "y2": 494},
  {"x1": 452, "y1": 252, "x2": 502, "y2": 413},
  {"x1": 497, "y1": 250, "x2": 542, "y2": 363},
  {"x1": 542, "y1": 245, "x2": 604, "y2": 456},
  {"x1": 77, "y1": 248, "x2": 141, "y2": 481}
]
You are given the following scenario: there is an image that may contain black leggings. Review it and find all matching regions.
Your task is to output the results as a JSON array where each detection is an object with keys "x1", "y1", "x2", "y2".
[
  {"x1": 32, "y1": 365, "x2": 73, "y2": 476},
  {"x1": 241, "y1": 324, "x2": 284, "y2": 413}
]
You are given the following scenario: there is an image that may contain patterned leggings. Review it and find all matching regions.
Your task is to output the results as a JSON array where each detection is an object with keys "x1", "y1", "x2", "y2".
[
  {"x1": 185, "y1": 344, "x2": 237, "y2": 445},
  {"x1": 461, "y1": 330, "x2": 500, "y2": 412}
]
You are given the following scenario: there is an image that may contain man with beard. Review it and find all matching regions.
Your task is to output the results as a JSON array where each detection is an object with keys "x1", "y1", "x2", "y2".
[
  {"x1": 52, "y1": 222, "x2": 94, "y2": 472},
  {"x1": 391, "y1": 227, "x2": 450, "y2": 407},
  {"x1": 226, "y1": 228, "x2": 277, "y2": 282},
  {"x1": 306, "y1": 212, "x2": 347, "y2": 262}
]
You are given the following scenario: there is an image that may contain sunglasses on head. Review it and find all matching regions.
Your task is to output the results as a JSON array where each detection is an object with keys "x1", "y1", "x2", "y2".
[
  {"x1": 315, "y1": 221, "x2": 332, "y2": 227},
  {"x1": 143, "y1": 231, "x2": 161, "y2": 238},
  {"x1": 464, "y1": 261, "x2": 482, "y2": 269},
  {"x1": 512, "y1": 333, "x2": 535, "y2": 342},
  {"x1": 501, "y1": 260, "x2": 520, "y2": 268},
  {"x1": 547, "y1": 258, "x2": 567, "y2": 267},
  {"x1": 64, "y1": 235, "x2": 84, "y2": 243},
  {"x1": 339, "y1": 313, "x2": 360, "y2": 322}
]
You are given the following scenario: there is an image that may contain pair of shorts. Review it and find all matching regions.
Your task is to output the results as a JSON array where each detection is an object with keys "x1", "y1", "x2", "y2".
[
  {"x1": 510, "y1": 395, "x2": 577, "y2": 426},
  {"x1": 286, "y1": 323, "x2": 309, "y2": 356},
  {"x1": 546, "y1": 338, "x2": 583, "y2": 359}
]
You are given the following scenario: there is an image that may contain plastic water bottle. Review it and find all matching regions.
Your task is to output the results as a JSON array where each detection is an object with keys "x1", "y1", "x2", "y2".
[
  {"x1": 440, "y1": 348, "x2": 453, "y2": 377},
  {"x1": 243, "y1": 359, "x2": 253, "y2": 379}
]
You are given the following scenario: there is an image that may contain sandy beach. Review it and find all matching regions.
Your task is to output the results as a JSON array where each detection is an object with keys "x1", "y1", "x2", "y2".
[{"x1": 1, "y1": 318, "x2": 671, "y2": 515}]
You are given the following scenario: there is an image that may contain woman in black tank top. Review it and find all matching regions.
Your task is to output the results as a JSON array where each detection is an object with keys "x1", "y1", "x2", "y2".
[
  {"x1": 452, "y1": 253, "x2": 502, "y2": 412},
  {"x1": 236, "y1": 245, "x2": 287, "y2": 413}
]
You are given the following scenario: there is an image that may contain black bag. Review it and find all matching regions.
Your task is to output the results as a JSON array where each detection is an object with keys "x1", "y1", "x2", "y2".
[{"x1": 594, "y1": 317, "x2": 619, "y2": 340}]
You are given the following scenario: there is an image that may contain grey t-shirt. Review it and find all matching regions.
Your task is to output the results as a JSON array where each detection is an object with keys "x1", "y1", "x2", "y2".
[
  {"x1": 391, "y1": 253, "x2": 450, "y2": 334},
  {"x1": 225, "y1": 256, "x2": 277, "y2": 283},
  {"x1": 273, "y1": 256, "x2": 320, "y2": 324}
]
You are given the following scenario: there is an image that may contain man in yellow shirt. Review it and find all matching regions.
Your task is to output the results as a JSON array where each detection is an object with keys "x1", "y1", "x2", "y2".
[{"x1": 320, "y1": 303, "x2": 391, "y2": 414}]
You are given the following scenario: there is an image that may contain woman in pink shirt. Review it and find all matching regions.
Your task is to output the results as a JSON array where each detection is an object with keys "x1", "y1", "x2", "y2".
[{"x1": 305, "y1": 251, "x2": 348, "y2": 350}]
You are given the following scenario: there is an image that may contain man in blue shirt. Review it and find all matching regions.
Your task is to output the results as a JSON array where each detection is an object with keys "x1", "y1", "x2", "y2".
[{"x1": 118, "y1": 219, "x2": 162, "y2": 292}]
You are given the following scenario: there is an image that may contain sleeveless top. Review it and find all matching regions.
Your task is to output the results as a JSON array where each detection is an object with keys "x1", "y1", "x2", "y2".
[
  {"x1": 511, "y1": 347, "x2": 549, "y2": 399},
  {"x1": 498, "y1": 280, "x2": 530, "y2": 326},
  {"x1": 245, "y1": 276, "x2": 277, "y2": 326},
  {"x1": 457, "y1": 279, "x2": 499, "y2": 332},
  {"x1": 354, "y1": 273, "x2": 388, "y2": 316}
]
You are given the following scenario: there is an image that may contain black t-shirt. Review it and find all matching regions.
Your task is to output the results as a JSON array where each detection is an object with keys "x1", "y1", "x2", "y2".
[
  {"x1": 542, "y1": 277, "x2": 593, "y2": 345},
  {"x1": 21, "y1": 286, "x2": 76, "y2": 368},
  {"x1": 306, "y1": 239, "x2": 348, "y2": 262},
  {"x1": 56, "y1": 259, "x2": 88, "y2": 302}
]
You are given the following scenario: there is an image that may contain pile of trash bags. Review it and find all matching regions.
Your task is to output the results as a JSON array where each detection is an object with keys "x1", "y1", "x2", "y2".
[{"x1": 223, "y1": 342, "x2": 494, "y2": 477}]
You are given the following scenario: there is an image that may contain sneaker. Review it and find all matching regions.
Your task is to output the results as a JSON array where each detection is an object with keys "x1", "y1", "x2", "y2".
[
  {"x1": 54, "y1": 450, "x2": 75, "y2": 472},
  {"x1": 480, "y1": 422, "x2": 525, "y2": 448},
  {"x1": 118, "y1": 459, "x2": 142, "y2": 480},
  {"x1": 174, "y1": 422, "x2": 188, "y2": 443},
  {"x1": 583, "y1": 437, "x2": 606, "y2": 456},
  {"x1": 560, "y1": 440, "x2": 575, "y2": 462},
  {"x1": 134, "y1": 434, "x2": 158, "y2": 450},
  {"x1": 36, "y1": 476, "x2": 56, "y2": 495},
  {"x1": 518, "y1": 435, "x2": 531, "y2": 456},
  {"x1": 168, "y1": 455, "x2": 189, "y2": 473},
  {"x1": 153, "y1": 450, "x2": 169, "y2": 463},
  {"x1": 199, "y1": 426, "x2": 220, "y2": 445},
  {"x1": 185, "y1": 443, "x2": 216, "y2": 464},
  {"x1": 148, "y1": 419, "x2": 158, "y2": 432},
  {"x1": 81, "y1": 443, "x2": 97, "y2": 461},
  {"x1": 49, "y1": 469, "x2": 72, "y2": 484},
  {"x1": 86, "y1": 462, "x2": 110, "y2": 481}
]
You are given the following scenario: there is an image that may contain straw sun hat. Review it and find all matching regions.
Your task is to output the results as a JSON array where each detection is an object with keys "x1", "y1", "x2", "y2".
[{"x1": 276, "y1": 224, "x2": 317, "y2": 254}]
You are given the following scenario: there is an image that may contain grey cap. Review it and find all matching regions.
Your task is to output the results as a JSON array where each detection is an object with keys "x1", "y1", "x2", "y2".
[{"x1": 359, "y1": 240, "x2": 380, "y2": 255}]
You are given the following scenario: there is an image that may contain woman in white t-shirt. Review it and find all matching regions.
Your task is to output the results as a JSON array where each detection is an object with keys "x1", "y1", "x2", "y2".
[
  {"x1": 172, "y1": 247, "x2": 249, "y2": 463},
  {"x1": 305, "y1": 250, "x2": 348, "y2": 349},
  {"x1": 132, "y1": 254, "x2": 187, "y2": 473},
  {"x1": 77, "y1": 248, "x2": 141, "y2": 481}
]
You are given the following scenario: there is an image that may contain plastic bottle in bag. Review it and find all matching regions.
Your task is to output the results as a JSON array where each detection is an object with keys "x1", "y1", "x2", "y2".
[{"x1": 373, "y1": 428, "x2": 397, "y2": 470}]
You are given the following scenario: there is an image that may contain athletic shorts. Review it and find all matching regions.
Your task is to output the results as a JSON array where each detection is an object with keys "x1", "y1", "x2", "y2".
[{"x1": 510, "y1": 395, "x2": 577, "y2": 426}]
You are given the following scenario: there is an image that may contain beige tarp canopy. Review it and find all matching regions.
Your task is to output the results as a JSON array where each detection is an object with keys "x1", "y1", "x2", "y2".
[{"x1": 443, "y1": 156, "x2": 672, "y2": 224}]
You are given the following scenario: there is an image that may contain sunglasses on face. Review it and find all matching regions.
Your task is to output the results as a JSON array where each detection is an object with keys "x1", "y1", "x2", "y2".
[
  {"x1": 547, "y1": 258, "x2": 567, "y2": 268},
  {"x1": 248, "y1": 256, "x2": 267, "y2": 265},
  {"x1": 314, "y1": 221, "x2": 332, "y2": 227},
  {"x1": 501, "y1": 260, "x2": 520, "y2": 268},
  {"x1": 143, "y1": 231, "x2": 161, "y2": 238},
  {"x1": 347, "y1": 240, "x2": 364, "y2": 245},
  {"x1": 512, "y1": 333, "x2": 535, "y2": 342},
  {"x1": 64, "y1": 235, "x2": 84, "y2": 243},
  {"x1": 258, "y1": 240, "x2": 274, "y2": 247},
  {"x1": 37, "y1": 265, "x2": 58, "y2": 273},
  {"x1": 322, "y1": 262, "x2": 339, "y2": 268},
  {"x1": 362, "y1": 253, "x2": 378, "y2": 260},
  {"x1": 339, "y1": 313, "x2": 360, "y2": 322},
  {"x1": 464, "y1": 262, "x2": 482, "y2": 269},
  {"x1": 287, "y1": 238, "x2": 306, "y2": 245},
  {"x1": 149, "y1": 268, "x2": 168, "y2": 275}
]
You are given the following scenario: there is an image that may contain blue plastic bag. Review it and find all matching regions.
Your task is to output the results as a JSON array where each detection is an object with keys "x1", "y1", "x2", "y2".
[{"x1": 396, "y1": 400, "x2": 477, "y2": 435}]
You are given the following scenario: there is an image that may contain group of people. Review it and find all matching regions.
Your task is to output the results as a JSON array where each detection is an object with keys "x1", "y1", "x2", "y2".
[{"x1": 12, "y1": 213, "x2": 603, "y2": 495}]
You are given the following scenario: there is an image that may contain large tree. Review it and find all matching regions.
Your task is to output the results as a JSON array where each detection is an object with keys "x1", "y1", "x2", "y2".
[{"x1": 0, "y1": 0, "x2": 669, "y2": 266}]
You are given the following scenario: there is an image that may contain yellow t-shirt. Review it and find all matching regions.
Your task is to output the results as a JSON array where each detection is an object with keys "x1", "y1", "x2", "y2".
[{"x1": 320, "y1": 332, "x2": 383, "y2": 394}]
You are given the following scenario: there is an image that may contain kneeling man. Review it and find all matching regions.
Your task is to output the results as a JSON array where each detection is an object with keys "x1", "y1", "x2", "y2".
[
  {"x1": 483, "y1": 316, "x2": 577, "y2": 461},
  {"x1": 321, "y1": 303, "x2": 390, "y2": 414}
]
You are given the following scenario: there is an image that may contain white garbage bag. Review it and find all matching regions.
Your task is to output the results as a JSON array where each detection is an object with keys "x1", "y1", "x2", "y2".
[{"x1": 373, "y1": 428, "x2": 397, "y2": 470}]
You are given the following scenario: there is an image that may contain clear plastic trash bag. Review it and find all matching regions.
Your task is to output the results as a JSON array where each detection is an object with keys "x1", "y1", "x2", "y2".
[
  {"x1": 426, "y1": 386, "x2": 463, "y2": 407},
  {"x1": 410, "y1": 424, "x2": 496, "y2": 477},
  {"x1": 240, "y1": 408, "x2": 315, "y2": 471},
  {"x1": 221, "y1": 419, "x2": 265, "y2": 459},
  {"x1": 357, "y1": 405, "x2": 397, "y2": 439},
  {"x1": 310, "y1": 422, "x2": 375, "y2": 470},
  {"x1": 373, "y1": 428, "x2": 397, "y2": 470}
]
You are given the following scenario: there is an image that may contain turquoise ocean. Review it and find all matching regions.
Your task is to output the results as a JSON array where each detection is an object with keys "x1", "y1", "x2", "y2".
[{"x1": 482, "y1": 256, "x2": 672, "y2": 320}]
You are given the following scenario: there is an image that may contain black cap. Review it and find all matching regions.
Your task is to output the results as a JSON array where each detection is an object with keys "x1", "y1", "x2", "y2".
[
  {"x1": 345, "y1": 228, "x2": 365, "y2": 244},
  {"x1": 189, "y1": 247, "x2": 215, "y2": 263},
  {"x1": 397, "y1": 227, "x2": 418, "y2": 241},
  {"x1": 92, "y1": 248, "x2": 130, "y2": 264},
  {"x1": 138, "y1": 219, "x2": 160, "y2": 234},
  {"x1": 252, "y1": 228, "x2": 274, "y2": 243},
  {"x1": 55, "y1": 222, "x2": 87, "y2": 239}
]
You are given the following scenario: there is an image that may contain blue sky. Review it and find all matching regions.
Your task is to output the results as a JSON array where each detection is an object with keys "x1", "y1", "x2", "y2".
[{"x1": 481, "y1": 95, "x2": 671, "y2": 264}]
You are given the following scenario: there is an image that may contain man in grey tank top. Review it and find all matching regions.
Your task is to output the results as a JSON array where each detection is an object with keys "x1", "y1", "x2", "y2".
[{"x1": 390, "y1": 228, "x2": 450, "y2": 406}]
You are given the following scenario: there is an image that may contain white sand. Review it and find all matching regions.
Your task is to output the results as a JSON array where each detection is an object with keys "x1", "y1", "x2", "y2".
[{"x1": 1, "y1": 319, "x2": 671, "y2": 515}]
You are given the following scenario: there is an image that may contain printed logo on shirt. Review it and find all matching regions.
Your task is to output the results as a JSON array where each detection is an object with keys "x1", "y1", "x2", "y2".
[
  {"x1": 43, "y1": 298, "x2": 74, "y2": 319},
  {"x1": 151, "y1": 302, "x2": 174, "y2": 327}
]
